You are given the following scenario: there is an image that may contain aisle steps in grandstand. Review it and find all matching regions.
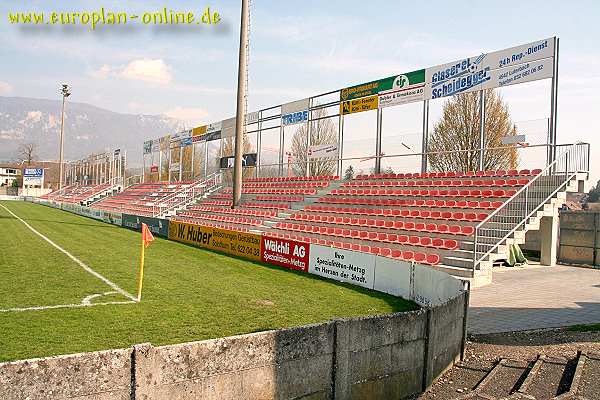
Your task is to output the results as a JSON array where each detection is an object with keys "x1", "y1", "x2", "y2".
[
  {"x1": 84, "y1": 184, "x2": 122, "y2": 205},
  {"x1": 159, "y1": 183, "x2": 222, "y2": 218}
]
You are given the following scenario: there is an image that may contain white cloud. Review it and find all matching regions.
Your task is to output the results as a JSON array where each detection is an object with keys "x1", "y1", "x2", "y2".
[
  {"x1": 89, "y1": 64, "x2": 112, "y2": 79},
  {"x1": 0, "y1": 81, "x2": 12, "y2": 95},
  {"x1": 164, "y1": 106, "x2": 209, "y2": 126},
  {"x1": 120, "y1": 59, "x2": 172, "y2": 85}
]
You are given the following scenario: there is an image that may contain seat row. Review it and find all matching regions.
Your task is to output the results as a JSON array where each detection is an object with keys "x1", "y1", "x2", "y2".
[
  {"x1": 307, "y1": 200, "x2": 503, "y2": 212},
  {"x1": 280, "y1": 218, "x2": 474, "y2": 236},
  {"x1": 187, "y1": 206, "x2": 278, "y2": 218},
  {"x1": 177, "y1": 212, "x2": 263, "y2": 227},
  {"x1": 244, "y1": 202, "x2": 290, "y2": 210},
  {"x1": 254, "y1": 195, "x2": 304, "y2": 202},
  {"x1": 274, "y1": 222, "x2": 459, "y2": 250},
  {"x1": 245, "y1": 175, "x2": 338, "y2": 182},
  {"x1": 328, "y1": 188, "x2": 516, "y2": 198},
  {"x1": 171, "y1": 217, "x2": 249, "y2": 232},
  {"x1": 355, "y1": 169, "x2": 541, "y2": 180},
  {"x1": 290, "y1": 211, "x2": 482, "y2": 227},
  {"x1": 342, "y1": 178, "x2": 529, "y2": 188},
  {"x1": 264, "y1": 231, "x2": 440, "y2": 265},
  {"x1": 243, "y1": 181, "x2": 328, "y2": 189},
  {"x1": 199, "y1": 200, "x2": 232, "y2": 206},
  {"x1": 223, "y1": 188, "x2": 317, "y2": 195}
]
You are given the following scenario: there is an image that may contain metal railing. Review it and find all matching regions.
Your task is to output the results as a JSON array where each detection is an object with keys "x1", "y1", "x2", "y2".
[
  {"x1": 151, "y1": 172, "x2": 223, "y2": 217},
  {"x1": 472, "y1": 142, "x2": 589, "y2": 269}
]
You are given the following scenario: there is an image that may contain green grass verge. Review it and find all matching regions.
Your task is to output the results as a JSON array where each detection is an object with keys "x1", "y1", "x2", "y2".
[
  {"x1": 567, "y1": 323, "x2": 600, "y2": 332},
  {"x1": 0, "y1": 201, "x2": 416, "y2": 362}
]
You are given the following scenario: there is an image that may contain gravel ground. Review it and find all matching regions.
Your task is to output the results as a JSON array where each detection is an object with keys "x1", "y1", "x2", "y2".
[{"x1": 413, "y1": 328, "x2": 600, "y2": 400}]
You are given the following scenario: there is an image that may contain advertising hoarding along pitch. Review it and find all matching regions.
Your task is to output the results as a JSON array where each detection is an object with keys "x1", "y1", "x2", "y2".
[
  {"x1": 425, "y1": 37, "x2": 554, "y2": 99},
  {"x1": 340, "y1": 95, "x2": 379, "y2": 115},
  {"x1": 308, "y1": 245, "x2": 376, "y2": 289},
  {"x1": 261, "y1": 236, "x2": 309, "y2": 271},
  {"x1": 169, "y1": 220, "x2": 261, "y2": 261},
  {"x1": 122, "y1": 214, "x2": 170, "y2": 237},
  {"x1": 246, "y1": 111, "x2": 259, "y2": 125},
  {"x1": 282, "y1": 110, "x2": 308, "y2": 126},
  {"x1": 378, "y1": 70, "x2": 426, "y2": 108},
  {"x1": 192, "y1": 125, "x2": 207, "y2": 136},
  {"x1": 340, "y1": 69, "x2": 425, "y2": 102},
  {"x1": 23, "y1": 168, "x2": 44, "y2": 186}
]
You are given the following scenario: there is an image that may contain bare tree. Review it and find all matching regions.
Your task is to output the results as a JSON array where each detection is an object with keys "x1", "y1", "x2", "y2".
[
  {"x1": 17, "y1": 142, "x2": 38, "y2": 165},
  {"x1": 289, "y1": 107, "x2": 338, "y2": 176},
  {"x1": 428, "y1": 90, "x2": 519, "y2": 172}
]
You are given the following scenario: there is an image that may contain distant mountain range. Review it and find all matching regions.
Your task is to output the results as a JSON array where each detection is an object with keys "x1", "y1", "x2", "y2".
[{"x1": 0, "y1": 96, "x2": 185, "y2": 165}]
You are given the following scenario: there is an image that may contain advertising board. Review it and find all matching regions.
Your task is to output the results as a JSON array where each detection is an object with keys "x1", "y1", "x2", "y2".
[
  {"x1": 168, "y1": 220, "x2": 261, "y2": 261},
  {"x1": 261, "y1": 237, "x2": 309, "y2": 271}
]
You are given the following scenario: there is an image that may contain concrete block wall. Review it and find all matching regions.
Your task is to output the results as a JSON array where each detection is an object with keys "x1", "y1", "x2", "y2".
[
  {"x1": 133, "y1": 322, "x2": 335, "y2": 400},
  {"x1": 0, "y1": 294, "x2": 467, "y2": 400},
  {"x1": 0, "y1": 348, "x2": 132, "y2": 399},
  {"x1": 334, "y1": 310, "x2": 427, "y2": 399},
  {"x1": 426, "y1": 294, "x2": 466, "y2": 383}
]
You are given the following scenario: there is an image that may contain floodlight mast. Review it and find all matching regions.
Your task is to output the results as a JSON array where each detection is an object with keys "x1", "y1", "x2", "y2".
[
  {"x1": 232, "y1": 0, "x2": 249, "y2": 208},
  {"x1": 58, "y1": 84, "x2": 71, "y2": 190}
]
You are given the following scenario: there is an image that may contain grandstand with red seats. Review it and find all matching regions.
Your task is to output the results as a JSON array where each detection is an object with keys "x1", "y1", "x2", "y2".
[
  {"x1": 41, "y1": 183, "x2": 118, "y2": 205},
  {"x1": 159, "y1": 159, "x2": 587, "y2": 286}
]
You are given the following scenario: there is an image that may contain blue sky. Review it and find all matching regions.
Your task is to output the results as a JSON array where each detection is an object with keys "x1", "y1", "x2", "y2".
[{"x1": 1, "y1": 0, "x2": 599, "y2": 180}]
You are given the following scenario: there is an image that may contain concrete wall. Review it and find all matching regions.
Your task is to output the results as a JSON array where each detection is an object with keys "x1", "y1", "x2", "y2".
[
  {"x1": 557, "y1": 211, "x2": 599, "y2": 266},
  {"x1": 520, "y1": 211, "x2": 600, "y2": 267},
  {"x1": 0, "y1": 293, "x2": 467, "y2": 400},
  {"x1": 0, "y1": 348, "x2": 132, "y2": 399}
]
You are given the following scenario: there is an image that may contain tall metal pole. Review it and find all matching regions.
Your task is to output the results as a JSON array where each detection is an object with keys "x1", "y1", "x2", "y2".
[
  {"x1": 58, "y1": 94, "x2": 66, "y2": 189},
  {"x1": 421, "y1": 100, "x2": 429, "y2": 173},
  {"x1": 375, "y1": 108, "x2": 382, "y2": 174},
  {"x1": 549, "y1": 37, "x2": 559, "y2": 165},
  {"x1": 478, "y1": 90, "x2": 486, "y2": 171},
  {"x1": 232, "y1": 0, "x2": 250, "y2": 208}
]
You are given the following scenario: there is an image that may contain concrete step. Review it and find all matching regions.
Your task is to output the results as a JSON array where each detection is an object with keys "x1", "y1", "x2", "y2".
[
  {"x1": 517, "y1": 355, "x2": 576, "y2": 399},
  {"x1": 431, "y1": 351, "x2": 592, "y2": 399},
  {"x1": 466, "y1": 359, "x2": 531, "y2": 399},
  {"x1": 572, "y1": 352, "x2": 600, "y2": 399}
]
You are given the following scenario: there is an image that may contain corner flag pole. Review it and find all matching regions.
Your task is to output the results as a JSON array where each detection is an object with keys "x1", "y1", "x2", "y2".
[
  {"x1": 137, "y1": 223, "x2": 154, "y2": 302},
  {"x1": 137, "y1": 234, "x2": 145, "y2": 302}
]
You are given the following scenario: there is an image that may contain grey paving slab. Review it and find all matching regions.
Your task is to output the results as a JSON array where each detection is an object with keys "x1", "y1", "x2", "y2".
[{"x1": 468, "y1": 265, "x2": 600, "y2": 334}]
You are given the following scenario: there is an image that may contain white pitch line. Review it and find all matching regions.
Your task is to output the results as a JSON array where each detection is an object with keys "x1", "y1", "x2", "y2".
[
  {"x1": 0, "y1": 300, "x2": 136, "y2": 313},
  {"x1": 0, "y1": 203, "x2": 137, "y2": 302}
]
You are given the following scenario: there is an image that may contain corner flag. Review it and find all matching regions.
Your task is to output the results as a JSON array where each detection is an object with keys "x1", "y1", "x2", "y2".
[
  {"x1": 137, "y1": 223, "x2": 154, "y2": 301},
  {"x1": 142, "y1": 223, "x2": 155, "y2": 247}
]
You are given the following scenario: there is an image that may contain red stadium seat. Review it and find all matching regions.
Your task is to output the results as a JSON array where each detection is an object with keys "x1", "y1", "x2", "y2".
[
  {"x1": 391, "y1": 249, "x2": 403, "y2": 259},
  {"x1": 426, "y1": 254, "x2": 440, "y2": 265},
  {"x1": 414, "y1": 253, "x2": 427, "y2": 263},
  {"x1": 380, "y1": 248, "x2": 392, "y2": 257}
]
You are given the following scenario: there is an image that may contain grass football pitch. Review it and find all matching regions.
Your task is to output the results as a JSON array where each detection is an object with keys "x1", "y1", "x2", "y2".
[{"x1": 0, "y1": 201, "x2": 415, "y2": 362}]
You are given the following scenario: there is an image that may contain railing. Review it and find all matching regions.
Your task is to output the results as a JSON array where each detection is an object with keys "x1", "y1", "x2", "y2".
[
  {"x1": 151, "y1": 172, "x2": 223, "y2": 217},
  {"x1": 472, "y1": 142, "x2": 589, "y2": 269}
]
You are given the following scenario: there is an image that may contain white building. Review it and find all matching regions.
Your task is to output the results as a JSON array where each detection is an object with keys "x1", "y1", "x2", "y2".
[{"x1": 0, "y1": 164, "x2": 21, "y2": 187}]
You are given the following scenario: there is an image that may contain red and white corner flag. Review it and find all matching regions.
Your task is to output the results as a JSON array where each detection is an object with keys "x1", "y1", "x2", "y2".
[{"x1": 141, "y1": 223, "x2": 155, "y2": 248}]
